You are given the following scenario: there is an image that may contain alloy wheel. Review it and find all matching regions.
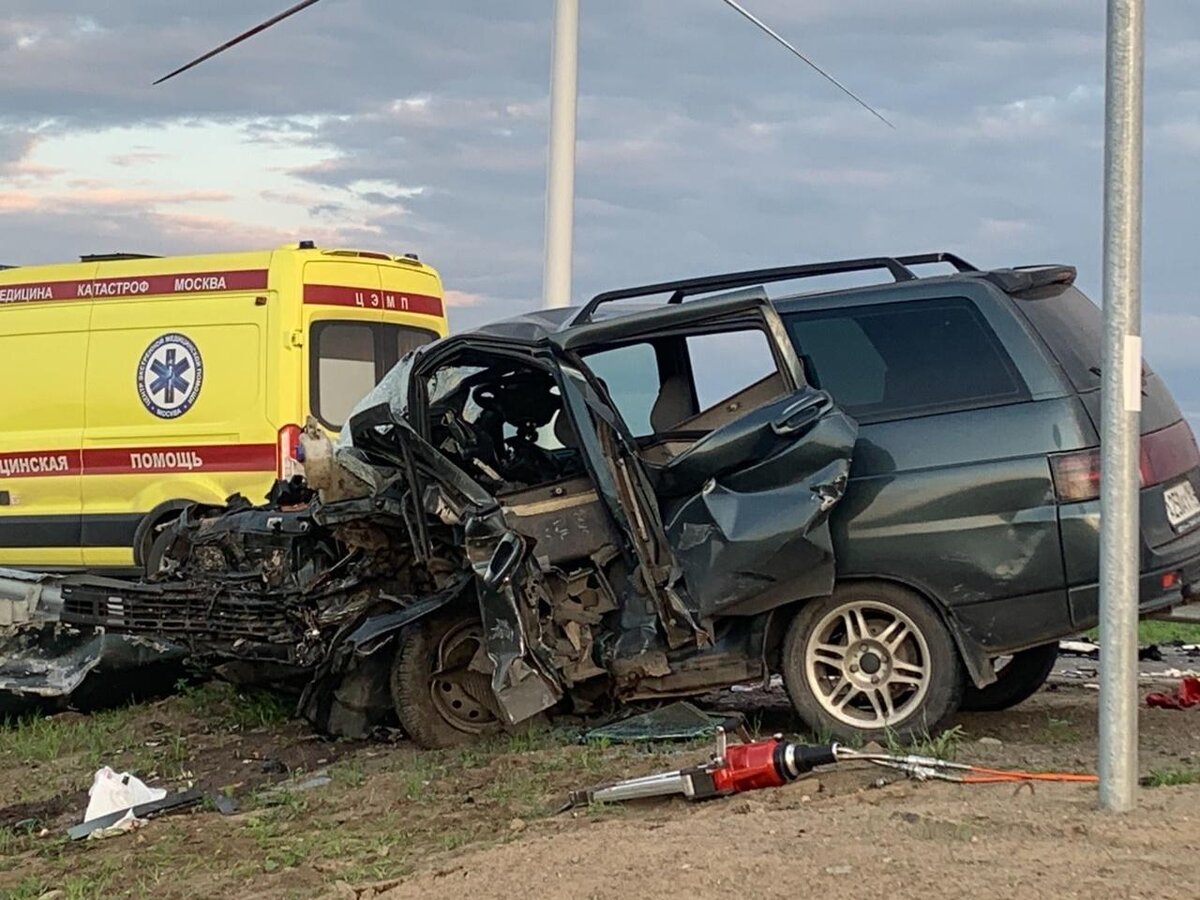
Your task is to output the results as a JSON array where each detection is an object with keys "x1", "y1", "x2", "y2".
[{"x1": 803, "y1": 600, "x2": 931, "y2": 728}]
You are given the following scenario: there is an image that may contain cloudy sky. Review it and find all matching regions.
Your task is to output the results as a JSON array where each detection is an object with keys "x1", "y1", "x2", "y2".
[{"x1": 2, "y1": 1, "x2": 1199, "y2": 414}]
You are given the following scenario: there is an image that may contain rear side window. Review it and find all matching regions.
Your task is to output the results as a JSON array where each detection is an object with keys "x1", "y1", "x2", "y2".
[
  {"x1": 1011, "y1": 285, "x2": 1103, "y2": 392},
  {"x1": 784, "y1": 298, "x2": 1028, "y2": 422},
  {"x1": 311, "y1": 321, "x2": 436, "y2": 428}
]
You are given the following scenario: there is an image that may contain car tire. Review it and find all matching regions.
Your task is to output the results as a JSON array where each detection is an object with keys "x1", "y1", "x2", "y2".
[
  {"x1": 959, "y1": 643, "x2": 1058, "y2": 712},
  {"x1": 144, "y1": 526, "x2": 175, "y2": 577},
  {"x1": 390, "y1": 614, "x2": 503, "y2": 749},
  {"x1": 781, "y1": 582, "x2": 964, "y2": 744}
]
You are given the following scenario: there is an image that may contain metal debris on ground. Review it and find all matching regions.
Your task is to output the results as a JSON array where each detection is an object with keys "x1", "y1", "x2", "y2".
[
  {"x1": 259, "y1": 769, "x2": 332, "y2": 798},
  {"x1": 1145, "y1": 676, "x2": 1200, "y2": 710},
  {"x1": 583, "y1": 701, "x2": 743, "y2": 744},
  {"x1": 1059, "y1": 639, "x2": 1100, "y2": 659},
  {"x1": 1139, "y1": 644, "x2": 1165, "y2": 662}
]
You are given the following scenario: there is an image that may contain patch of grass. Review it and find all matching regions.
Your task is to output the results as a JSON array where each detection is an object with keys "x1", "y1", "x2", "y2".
[
  {"x1": 332, "y1": 757, "x2": 367, "y2": 789},
  {"x1": 1136, "y1": 619, "x2": 1200, "y2": 644},
  {"x1": 57, "y1": 857, "x2": 123, "y2": 900},
  {"x1": 1143, "y1": 767, "x2": 1200, "y2": 788},
  {"x1": 175, "y1": 680, "x2": 292, "y2": 731},
  {"x1": 484, "y1": 768, "x2": 554, "y2": 815},
  {"x1": 0, "y1": 825, "x2": 39, "y2": 869},
  {"x1": 1039, "y1": 713, "x2": 1081, "y2": 745},
  {"x1": 803, "y1": 723, "x2": 837, "y2": 747},
  {"x1": 230, "y1": 690, "x2": 292, "y2": 730},
  {"x1": 886, "y1": 725, "x2": 965, "y2": 760},
  {"x1": 0, "y1": 706, "x2": 145, "y2": 767},
  {"x1": 1086, "y1": 620, "x2": 1200, "y2": 645},
  {"x1": 4, "y1": 876, "x2": 49, "y2": 900}
]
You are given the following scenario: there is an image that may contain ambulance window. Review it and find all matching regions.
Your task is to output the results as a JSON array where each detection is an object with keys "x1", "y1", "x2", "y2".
[
  {"x1": 313, "y1": 323, "x2": 377, "y2": 428},
  {"x1": 388, "y1": 325, "x2": 437, "y2": 364}
]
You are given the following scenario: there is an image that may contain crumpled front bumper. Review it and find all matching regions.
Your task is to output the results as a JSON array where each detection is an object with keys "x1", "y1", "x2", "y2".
[{"x1": 0, "y1": 567, "x2": 186, "y2": 709}]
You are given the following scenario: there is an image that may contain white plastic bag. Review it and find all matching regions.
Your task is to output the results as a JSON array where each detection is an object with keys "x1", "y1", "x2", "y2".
[{"x1": 82, "y1": 767, "x2": 167, "y2": 835}]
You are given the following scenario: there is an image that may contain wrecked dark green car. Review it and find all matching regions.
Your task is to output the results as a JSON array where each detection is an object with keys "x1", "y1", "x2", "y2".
[{"x1": 5, "y1": 274, "x2": 884, "y2": 746}]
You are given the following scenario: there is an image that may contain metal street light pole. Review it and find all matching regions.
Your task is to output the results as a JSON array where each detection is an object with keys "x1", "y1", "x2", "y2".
[
  {"x1": 543, "y1": 0, "x2": 580, "y2": 309},
  {"x1": 1098, "y1": 0, "x2": 1145, "y2": 813}
]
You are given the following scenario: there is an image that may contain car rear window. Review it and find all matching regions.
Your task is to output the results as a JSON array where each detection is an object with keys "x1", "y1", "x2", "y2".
[
  {"x1": 1010, "y1": 285, "x2": 1103, "y2": 393},
  {"x1": 783, "y1": 297, "x2": 1029, "y2": 422},
  {"x1": 311, "y1": 321, "x2": 437, "y2": 428}
]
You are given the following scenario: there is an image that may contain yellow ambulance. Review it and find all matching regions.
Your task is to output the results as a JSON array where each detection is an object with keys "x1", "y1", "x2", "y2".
[{"x1": 0, "y1": 242, "x2": 447, "y2": 572}]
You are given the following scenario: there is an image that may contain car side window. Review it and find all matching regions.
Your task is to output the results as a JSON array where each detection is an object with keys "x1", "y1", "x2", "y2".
[
  {"x1": 784, "y1": 298, "x2": 1028, "y2": 422},
  {"x1": 582, "y1": 342, "x2": 662, "y2": 436},
  {"x1": 686, "y1": 330, "x2": 779, "y2": 412}
]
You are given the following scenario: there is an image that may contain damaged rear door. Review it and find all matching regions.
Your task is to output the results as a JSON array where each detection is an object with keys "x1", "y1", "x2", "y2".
[{"x1": 560, "y1": 290, "x2": 858, "y2": 621}]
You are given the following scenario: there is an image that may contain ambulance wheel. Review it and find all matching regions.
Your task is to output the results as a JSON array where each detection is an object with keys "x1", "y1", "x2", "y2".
[
  {"x1": 960, "y1": 643, "x2": 1058, "y2": 712},
  {"x1": 144, "y1": 528, "x2": 175, "y2": 577},
  {"x1": 390, "y1": 615, "x2": 503, "y2": 749},
  {"x1": 781, "y1": 582, "x2": 963, "y2": 744}
]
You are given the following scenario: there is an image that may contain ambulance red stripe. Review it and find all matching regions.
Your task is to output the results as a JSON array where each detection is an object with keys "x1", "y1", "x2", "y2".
[
  {"x1": 0, "y1": 445, "x2": 275, "y2": 478},
  {"x1": 0, "y1": 451, "x2": 83, "y2": 479},
  {"x1": 303, "y1": 283, "x2": 443, "y2": 317},
  {"x1": 84, "y1": 444, "x2": 277, "y2": 475},
  {"x1": 0, "y1": 269, "x2": 270, "y2": 305}
]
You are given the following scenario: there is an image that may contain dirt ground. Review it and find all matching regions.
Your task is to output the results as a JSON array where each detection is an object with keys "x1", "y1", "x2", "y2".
[{"x1": 1, "y1": 674, "x2": 1198, "y2": 900}]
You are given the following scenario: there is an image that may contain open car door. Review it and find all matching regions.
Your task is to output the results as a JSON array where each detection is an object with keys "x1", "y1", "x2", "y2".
[{"x1": 560, "y1": 288, "x2": 857, "y2": 622}]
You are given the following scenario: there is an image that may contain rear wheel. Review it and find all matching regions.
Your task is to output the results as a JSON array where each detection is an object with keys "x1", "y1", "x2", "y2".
[
  {"x1": 390, "y1": 615, "x2": 503, "y2": 749},
  {"x1": 781, "y1": 582, "x2": 963, "y2": 743},
  {"x1": 960, "y1": 643, "x2": 1058, "y2": 712}
]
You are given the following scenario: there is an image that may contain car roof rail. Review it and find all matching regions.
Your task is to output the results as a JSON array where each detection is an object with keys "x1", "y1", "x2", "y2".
[
  {"x1": 574, "y1": 255, "x2": 923, "y2": 325},
  {"x1": 895, "y1": 252, "x2": 979, "y2": 272}
]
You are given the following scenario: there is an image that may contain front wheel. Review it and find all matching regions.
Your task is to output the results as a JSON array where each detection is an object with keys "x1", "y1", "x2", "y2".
[
  {"x1": 781, "y1": 583, "x2": 964, "y2": 743},
  {"x1": 390, "y1": 615, "x2": 503, "y2": 749}
]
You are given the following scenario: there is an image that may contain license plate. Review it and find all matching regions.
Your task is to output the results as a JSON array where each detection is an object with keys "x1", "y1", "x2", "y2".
[{"x1": 1164, "y1": 480, "x2": 1200, "y2": 530}]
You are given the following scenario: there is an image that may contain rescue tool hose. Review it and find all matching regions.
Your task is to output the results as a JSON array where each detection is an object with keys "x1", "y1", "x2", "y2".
[{"x1": 833, "y1": 748, "x2": 1099, "y2": 784}]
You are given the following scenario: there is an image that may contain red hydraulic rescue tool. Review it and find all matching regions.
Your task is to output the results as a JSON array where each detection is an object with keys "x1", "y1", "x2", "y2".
[
  {"x1": 567, "y1": 727, "x2": 1099, "y2": 807},
  {"x1": 569, "y1": 728, "x2": 837, "y2": 806}
]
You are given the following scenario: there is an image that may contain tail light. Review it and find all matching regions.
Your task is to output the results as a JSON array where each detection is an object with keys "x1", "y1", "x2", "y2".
[
  {"x1": 1139, "y1": 420, "x2": 1200, "y2": 487},
  {"x1": 1050, "y1": 448, "x2": 1102, "y2": 503},
  {"x1": 1050, "y1": 420, "x2": 1200, "y2": 503},
  {"x1": 277, "y1": 424, "x2": 305, "y2": 480}
]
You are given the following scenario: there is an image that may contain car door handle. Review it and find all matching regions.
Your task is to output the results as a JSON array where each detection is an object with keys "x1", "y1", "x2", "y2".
[{"x1": 771, "y1": 394, "x2": 828, "y2": 435}]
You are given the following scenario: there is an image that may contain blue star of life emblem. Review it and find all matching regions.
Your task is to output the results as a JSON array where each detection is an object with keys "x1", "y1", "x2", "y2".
[{"x1": 137, "y1": 333, "x2": 204, "y2": 419}]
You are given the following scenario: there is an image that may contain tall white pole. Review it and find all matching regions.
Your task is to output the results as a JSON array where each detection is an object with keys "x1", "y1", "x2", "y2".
[
  {"x1": 1098, "y1": 0, "x2": 1145, "y2": 813},
  {"x1": 543, "y1": 0, "x2": 580, "y2": 309}
]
